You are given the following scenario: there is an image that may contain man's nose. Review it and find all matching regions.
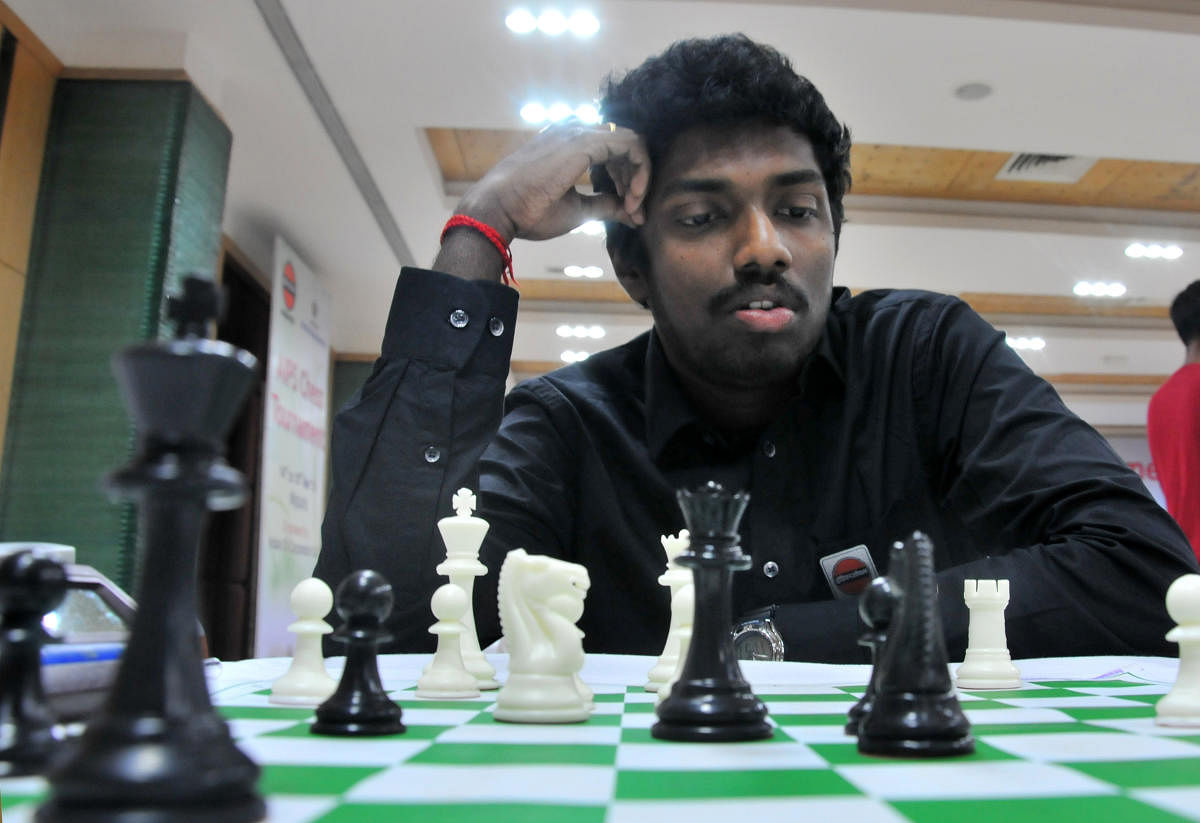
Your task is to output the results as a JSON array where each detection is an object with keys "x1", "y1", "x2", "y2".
[{"x1": 733, "y1": 207, "x2": 791, "y2": 280}]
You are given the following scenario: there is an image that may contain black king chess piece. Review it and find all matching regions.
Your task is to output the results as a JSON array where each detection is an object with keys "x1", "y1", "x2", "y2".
[
  {"x1": 38, "y1": 276, "x2": 265, "y2": 822},
  {"x1": 844, "y1": 574, "x2": 894, "y2": 736},
  {"x1": 0, "y1": 550, "x2": 68, "y2": 776},
  {"x1": 652, "y1": 481, "x2": 772, "y2": 742},
  {"x1": 856, "y1": 532, "x2": 974, "y2": 757},
  {"x1": 310, "y1": 570, "x2": 405, "y2": 736}
]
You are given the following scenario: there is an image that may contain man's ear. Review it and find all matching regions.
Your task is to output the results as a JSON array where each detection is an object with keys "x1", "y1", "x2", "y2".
[{"x1": 608, "y1": 234, "x2": 650, "y2": 309}]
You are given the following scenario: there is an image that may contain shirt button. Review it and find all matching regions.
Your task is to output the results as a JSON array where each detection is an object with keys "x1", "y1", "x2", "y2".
[
  {"x1": 763, "y1": 560, "x2": 780, "y2": 578},
  {"x1": 423, "y1": 445, "x2": 441, "y2": 463},
  {"x1": 762, "y1": 439, "x2": 776, "y2": 458},
  {"x1": 449, "y1": 309, "x2": 469, "y2": 328},
  {"x1": 488, "y1": 316, "x2": 505, "y2": 336}
]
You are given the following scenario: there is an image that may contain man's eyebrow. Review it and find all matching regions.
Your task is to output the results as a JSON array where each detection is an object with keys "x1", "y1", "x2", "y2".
[{"x1": 658, "y1": 168, "x2": 824, "y2": 198}]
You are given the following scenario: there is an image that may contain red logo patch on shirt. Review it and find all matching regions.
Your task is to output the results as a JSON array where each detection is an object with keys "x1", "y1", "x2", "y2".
[{"x1": 819, "y1": 544, "x2": 879, "y2": 599}]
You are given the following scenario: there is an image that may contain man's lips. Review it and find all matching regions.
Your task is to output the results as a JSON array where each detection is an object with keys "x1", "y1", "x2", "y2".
[{"x1": 734, "y1": 305, "x2": 795, "y2": 332}]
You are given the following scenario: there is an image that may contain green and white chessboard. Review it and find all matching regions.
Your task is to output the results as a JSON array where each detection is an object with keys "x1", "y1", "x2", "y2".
[{"x1": 3, "y1": 663, "x2": 1199, "y2": 823}]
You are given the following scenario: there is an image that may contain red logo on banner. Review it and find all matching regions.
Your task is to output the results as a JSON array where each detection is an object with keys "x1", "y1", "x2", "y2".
[
  {"x1": 832, "y1": 556, "x2": 870, "y2": 595},
  {"x1": 283, "y1": 262, "x2": 297, "y2": 311}
]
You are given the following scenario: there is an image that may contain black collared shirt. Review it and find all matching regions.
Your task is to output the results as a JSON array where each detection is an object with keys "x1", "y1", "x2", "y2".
[{"x1": 317, "y1": 268, "x2": 1198, "y2": 662}]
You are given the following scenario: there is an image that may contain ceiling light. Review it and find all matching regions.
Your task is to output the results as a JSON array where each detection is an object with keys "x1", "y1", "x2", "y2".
[
  {"x1": 1074, "y1": 281, "x2": 1127, "y2": 298},
  {"x1": 546, "y1": 101, "x2": 572, "y2": 121},
  {"x1": 1126, "y1": 242, "x2": 1182, "y2": 260},
  {"x1": 537, "y1": 9, "x2": 568, "y2": 35},
  {"x1": 574, "y1": 103, "x2": 601, "y2": 124},
  {"x1": 505, "y1": 8, "x2": 538, "y2": 33},
  {"x1": 571, "y1": 220, "x2": 606, "y2": 236},
  {"x1": 520, "y1": 102, "x2": 547, "y2": 124},
  {"x1": 1006, "y1": 336, "x2": 1045, "y2": 351},
  {"x1": 557, "y1": 324, "x2": 606, "y2": 339},
  {"x1": 567, "y1": 10, "x2": 600, "y2": 37},
  {"x1": 561, "y1": 350, "x2": 590, "y2": 363},
  {"x1": 563, "y1": 265, "x2": 602, "y2": 278}
]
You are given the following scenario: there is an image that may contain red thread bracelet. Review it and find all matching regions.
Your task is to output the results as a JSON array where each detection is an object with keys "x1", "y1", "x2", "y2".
[{"x1": 440, "y1": 215, "x2": 517, "y2": 286}]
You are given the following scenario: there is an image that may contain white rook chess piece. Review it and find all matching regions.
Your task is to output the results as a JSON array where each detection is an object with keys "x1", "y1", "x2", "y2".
[
  {"x1": 270, "y1": 578, "x2": 338, "y2": 706},
  {"x1": 437, "y1": 488, "x2": 498, "y2": 690},
  {"x1": 645, "y1": 531, "x2": 693, "y2": 692},
  {"x1": 955, "y1": 579, "x2": 1022, "y2": 690},
  {"x1": 1156, "y1": 573, "x2": 1200, "y2": 727},
  {"x1": 416, "y1": 583, "x2": 481, "y2": 699}
]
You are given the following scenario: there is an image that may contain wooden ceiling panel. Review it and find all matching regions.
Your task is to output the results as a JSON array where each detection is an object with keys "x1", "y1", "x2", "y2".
[
  {"x1": 425, "y1": 127, "x2": 1200, "y2": 213},
  {"x1": 849, "y1": 144, "x2": 974, "y2": 197}
]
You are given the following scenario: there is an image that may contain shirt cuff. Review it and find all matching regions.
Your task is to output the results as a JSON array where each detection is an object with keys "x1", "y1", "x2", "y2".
[{"x1": 381, "y1": 267, "x2": 519, "y2": 372}]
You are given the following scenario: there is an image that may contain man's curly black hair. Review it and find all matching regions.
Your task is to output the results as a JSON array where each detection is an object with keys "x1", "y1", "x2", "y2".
[
  {"x1": 1170, "y1": 280, "x2": 1200, "y2": 346},
  {"x1": 592, "y1": 34, "x2": 853, "y2": 268}
]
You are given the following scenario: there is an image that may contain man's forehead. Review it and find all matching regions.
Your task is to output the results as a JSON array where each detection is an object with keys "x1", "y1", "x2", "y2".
[{"x1": 655, "y1": 122, "x2": 824, "y2": 187}]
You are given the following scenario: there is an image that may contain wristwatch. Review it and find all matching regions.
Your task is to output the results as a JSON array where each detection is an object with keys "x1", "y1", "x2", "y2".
[{"x1": 731, "y1": 605, "x2": 785, "y2": 661}]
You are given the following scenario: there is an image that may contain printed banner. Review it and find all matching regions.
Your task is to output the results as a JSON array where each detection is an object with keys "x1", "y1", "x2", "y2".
[{"x1": 254, "y1": 236, "x2": 332, "y2": 657}]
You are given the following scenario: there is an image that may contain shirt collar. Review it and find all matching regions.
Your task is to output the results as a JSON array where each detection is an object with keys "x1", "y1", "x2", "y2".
[{"x1": 643, "y1": 286, "x2": 852, "y2": 462}]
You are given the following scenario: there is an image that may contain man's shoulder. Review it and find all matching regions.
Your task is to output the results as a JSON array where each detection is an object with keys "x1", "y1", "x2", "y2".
[
  {"x1": 834, "y1": 287, "x2": 965, "y2": 319},
  {"x1": 507, "y1": 331, "x2": 650, "y2": 407}
]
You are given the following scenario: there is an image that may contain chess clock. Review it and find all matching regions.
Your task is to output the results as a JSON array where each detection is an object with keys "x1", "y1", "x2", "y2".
[{"x1": 732, "y1": 605, "x2": 785, "y2": 661}]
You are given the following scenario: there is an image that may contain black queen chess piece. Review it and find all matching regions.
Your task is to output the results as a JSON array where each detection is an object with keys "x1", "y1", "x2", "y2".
[
  {"x1": 856, "y1": 531, "x2": 974, "y2": 757},
  {"x1": 38, "y1": 277, "x2": 265, "y2": 822},
  {"x1": 652, "y1": 481, "x2": 772, "y2": 742},
  {"x1": 0, "y1": 550, "x2": 69, "y2": 776},
  {"x1": 310, "y1": 570, "x2": 405, "y2": 736}
]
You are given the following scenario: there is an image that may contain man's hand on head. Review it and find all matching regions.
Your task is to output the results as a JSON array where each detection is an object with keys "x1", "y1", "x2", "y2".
[{"x1": 457, "y1": 118, "x2": 649, "y2": 242}]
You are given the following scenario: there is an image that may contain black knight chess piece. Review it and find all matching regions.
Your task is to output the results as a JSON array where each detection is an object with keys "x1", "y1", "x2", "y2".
[
  {"x1": 652, "y1": 481, "x2": 772, "y2": 742},
  {"x1": 0, "y1": 550, "x2": 68, "y2": 776},
  {"x1": 37, "y1": 276, "x2": 265, "y2": 822},
  {"x1": 844, "y1": 574, "x2": 894, "y2": 736},
  {"x1": 310, "y1": 570, "x2": 405, "y2": 736},
  {"x1": 856, "y1": 532, "x2": 974, "y2": 757}
]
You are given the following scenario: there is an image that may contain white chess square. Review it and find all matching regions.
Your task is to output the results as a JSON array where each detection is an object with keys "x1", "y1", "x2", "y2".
[
  {"x1": 345, "y1": 763, "x2": 615, "y2": 804},
  {"x1": 837, "y1": 761, "x2": 1117, "y2": 799},
  {"x1": 608, "y1": 797, "x2": 909, "y2": 823},
  {"x1": 981, "y1": 731, "x2": 1200, "y2": 762},
  {"x1": 616, "y1": 741, "x2": 826, "y2": 770},
  {"x1": 436, "y1": 722, "x2": 621, "y2": 745},
  {"x1": 1131, "y1": 787, "x2": 1200, "y2": 822},
  {"x1": 237, "y1": 735, "x2": 430, "y2": 766},
  {"x1": 963, "y1": 707, "x2": 1073, "y2": 725}
]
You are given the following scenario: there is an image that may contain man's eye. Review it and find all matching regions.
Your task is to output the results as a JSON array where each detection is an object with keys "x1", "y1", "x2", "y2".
[
  {"x1": 780, "y1": 206, "x2": 816, "y2": 220},
  {"x1": 678, "y1": 212, "x2": 716, "y2": 228}
]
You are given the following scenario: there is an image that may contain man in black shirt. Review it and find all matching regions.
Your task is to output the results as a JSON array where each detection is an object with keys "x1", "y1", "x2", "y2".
[{"x1": 315, "y1": 35, "x2": 1198, "y2": 662}]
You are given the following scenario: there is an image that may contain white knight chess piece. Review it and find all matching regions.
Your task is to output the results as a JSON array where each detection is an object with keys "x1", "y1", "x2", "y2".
[
  {"x1": 436, "y1": 487, "x2": 498, "y2": 689},
  {"x1": 955, "y1": 579, "x2": 1022, "y2": 690},
  {"x1": 493, "y1": 549, "x2": 592, "y2": 723}
]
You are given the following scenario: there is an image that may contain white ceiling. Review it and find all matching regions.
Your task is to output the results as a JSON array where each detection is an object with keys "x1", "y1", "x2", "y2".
[{"x1": 8, "y1": 0, "x2": 1200, "y2": 411}]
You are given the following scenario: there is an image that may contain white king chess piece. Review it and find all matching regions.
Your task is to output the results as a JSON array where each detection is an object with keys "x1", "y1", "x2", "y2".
[
  {"x1": 270, "y1": 578, "x2": 338, "y2": 706},
  {"x1": 436, "y1": 488, "x2": 498, "y2": 689},
  {"x1": 1156, "y1": 573, "x2": 1200, "y2": 727},
  {"x1": 955, "y1": 579, "x2": 1022, "y2": 690},
  {"x1": 645, "y1": 530, "x2": 694, "y2": 692}
]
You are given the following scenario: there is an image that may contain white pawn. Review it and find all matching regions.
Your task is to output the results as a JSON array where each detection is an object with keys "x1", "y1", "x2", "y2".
[
  {"x1": 956, "y1": 579, "x2": 1022, "y2": 690},
  {"x1": 270, "y1": 578, "x2": 338, "y2": 706},
  {"x1": 437, "y1": 488, "x2": 498, "y2": 690},
  {"x1": 415, "y1": 583, "x2": 481, "y2": 699},
  {"x1": 657, "y1": 585, "x2": 694, "y2": 704},
  {"x1": 1157, "y1": 573, "x2": 1200, "y2": 727},
  {"x1": 645, "y1": 531, "x2": 693, "y2": 692}
]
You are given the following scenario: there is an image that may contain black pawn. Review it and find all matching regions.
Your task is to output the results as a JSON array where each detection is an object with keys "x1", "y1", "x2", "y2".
[
  {"x1": 844, "y1": 574, "x2": 895, "y2": 736},
  {"x1": 311, "y1": 570, "x2": 405, "y2": 736},
  {"x1": 37, "y1": 276, "x2": 265, "y2": 822},
  {"x1": 0, "y1": 550, "x2": 68, "y2": 776},
  {"x1": 857, "y1": 532, "x2": 974, "y2": 757},
  {"x1": 652, "y1": 481, "x2": 772, "y2": 742}
]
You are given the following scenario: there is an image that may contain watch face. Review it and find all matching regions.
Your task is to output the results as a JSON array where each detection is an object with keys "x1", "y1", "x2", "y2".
[{"x1": 733, "y1": 629, "x2": 779, "y2": 661}]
